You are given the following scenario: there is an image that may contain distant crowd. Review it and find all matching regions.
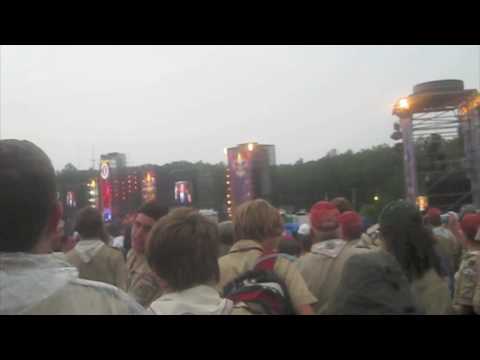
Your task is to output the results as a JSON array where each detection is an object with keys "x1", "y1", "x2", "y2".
[{"x1": 1, "y1": 139, "x2": 479, "y2": 315}]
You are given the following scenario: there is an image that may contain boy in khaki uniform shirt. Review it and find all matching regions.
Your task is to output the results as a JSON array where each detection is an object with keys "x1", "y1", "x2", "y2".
[
  {"x1": 0, "y1": 140, "x2": 144, "y2": 315},
  {"x1": 218, "y1": 199, "x2": 317, "y2": 315},
  {"x1": 126, "y1": 202, "x2": 168, "y2": 307},
  {"x1": 67, "y1": 243, "x2": 127, "y2": 290},
  {"x1": 452, "y1": 213, "x2": 480, "y2": 314},
  {"x1": 127, "y1": 249, "x2": 163, "y2": 307},
  {"x1": 146, "y1": 209, "x2": 254, "y2": 315},
  {"x1": 296, "y1": 207, "x2": 371, "y2": 314},
  {"x1": 65, "y1": 207, "x2": 128, "y2": 290},
  {"x1": 218, "y1": 240, "x2": 317, "y2": 313},
  {"x1": 426, "y1": 208, "x2": 462, "y2": 275}
]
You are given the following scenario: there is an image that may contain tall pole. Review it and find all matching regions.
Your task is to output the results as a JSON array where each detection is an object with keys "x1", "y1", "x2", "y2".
[
  {"x1": 351, "y1": 187, "x2": 357, "y2": 210},
  {"x1": 470, "y1": 107, "x2": 480, "y2": 208},
  {"x1": 399, "y1": 114, "x2": 418, "y2": 204},
  {"x1": 0, "y1": 45, "x2": 3, "y2": 140}
]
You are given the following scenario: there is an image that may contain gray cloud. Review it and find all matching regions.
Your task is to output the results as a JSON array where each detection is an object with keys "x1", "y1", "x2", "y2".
[{"x1": 1, "y1": 45, "x2": 478, "y2": 170}]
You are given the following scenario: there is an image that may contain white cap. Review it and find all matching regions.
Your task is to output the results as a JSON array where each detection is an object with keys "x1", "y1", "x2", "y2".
[{"x1": 298, "y1": 223, "x2": 311, "y2": 235}]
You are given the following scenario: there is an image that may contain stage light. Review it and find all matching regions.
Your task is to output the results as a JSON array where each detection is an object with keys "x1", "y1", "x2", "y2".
[
  {"x1": 398, "y1": 98, "x2": 409, "y2": 110},
  {"x1": 248, "y1": 143, "x2": 254, "y2": 151}
]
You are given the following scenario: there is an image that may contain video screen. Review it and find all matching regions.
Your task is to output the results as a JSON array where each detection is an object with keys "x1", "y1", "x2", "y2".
[
  {"x1": 101, "y1": 180, "x2": 112, "y2": 222},
  {"x1": 227, "y1": 147, "x2": 253, "y2": 206},
  {"x1": 142, "y1": 171, "x2": 157, "y2": 202},
  {"x1": 174, "y1": 181, "x2": 193, "y2": 206},
  {"x1": 65, "y1": 191, "x2": 77, "y2": 208}
]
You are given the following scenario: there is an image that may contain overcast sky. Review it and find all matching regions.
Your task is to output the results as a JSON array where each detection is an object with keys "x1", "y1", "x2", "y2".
[{"x1": 1, "y1": 45, "x2": 478, "y2": 170}]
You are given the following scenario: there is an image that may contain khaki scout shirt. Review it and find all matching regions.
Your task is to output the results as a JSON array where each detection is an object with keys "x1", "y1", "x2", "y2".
[
  {"x1": 126, "y1": 249, "x2": 163, "y2": 308},
  {"x1": 296, "y1": 239, "x2": 371, "y2": 314},
  {"x1": 410, "y1": 269, "x2": 451, "y2": 315},
  {"x1": 452, "y1": 250, "x2": 480, "y2": 314},
  {"x1": 0, "y1": 252, "x2": 145, "y2": 315},
  {"x1": 218, "y1": 240, "x2": 317, "y2": 314},
  {"x1": 432, "y1": 226, "x2": 462, "y2": 274},
  {"x1": 27, "y1": 278, "x2": 145, "y2": 315},
  {"x1": 66, "y1": 244, "x2": 127, "y2": 291}
]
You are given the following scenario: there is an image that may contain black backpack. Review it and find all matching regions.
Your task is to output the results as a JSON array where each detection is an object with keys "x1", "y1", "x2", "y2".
[{"x1": 223, "y1": 251, "x2": 295, "y2": 315}]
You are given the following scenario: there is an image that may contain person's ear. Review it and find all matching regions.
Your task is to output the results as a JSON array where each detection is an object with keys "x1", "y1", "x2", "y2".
[
  {"x1": 153, "y1": 273, "x2": 169, "y2": 291},
  {"x1": 47, "y1": 201, "x2": 63, "y2": 235}
]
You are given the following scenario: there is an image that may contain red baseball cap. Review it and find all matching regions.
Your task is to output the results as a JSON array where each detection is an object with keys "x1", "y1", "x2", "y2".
[
  {"x1": 460, "y1": 213, "x2": 480, "y2": 240},
  {"x1": 338, "y1": 211, "x2": 363, "y2": 239},
  {"x1": 310, "y1": 201, "x2": 340, "y2": 231},
  {"x1": 426, "y1": 208, "x2": 441, "y2": 218}
]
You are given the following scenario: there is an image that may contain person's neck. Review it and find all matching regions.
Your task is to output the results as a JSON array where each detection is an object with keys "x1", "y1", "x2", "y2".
[
  {"x1": 30, "y1": 237, "x2": 52, "y2": 254},
  {"x1": 466, "y1": 241, "x2": 480, "y2": 251},
  {"x1": 261, "y1": 238, "x2": 277, "y2": 253},
  {"x1": 134, "y1": 248, "x2": 145, "y2": 256}
]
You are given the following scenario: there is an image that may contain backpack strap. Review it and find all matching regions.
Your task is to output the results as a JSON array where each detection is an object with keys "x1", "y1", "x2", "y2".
[{"x1": 254, "y1": 252, "x2": 280, "y2": 271}]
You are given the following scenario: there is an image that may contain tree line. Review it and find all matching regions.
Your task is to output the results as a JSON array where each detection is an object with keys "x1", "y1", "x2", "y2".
[{"x1": 56, "y1": 135, "x2": 466, "y2": 224}]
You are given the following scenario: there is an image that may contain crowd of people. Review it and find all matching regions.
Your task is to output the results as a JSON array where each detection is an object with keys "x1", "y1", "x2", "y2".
[{"x1": 1, "y1": 139, "x2": 479, "y2": 315}]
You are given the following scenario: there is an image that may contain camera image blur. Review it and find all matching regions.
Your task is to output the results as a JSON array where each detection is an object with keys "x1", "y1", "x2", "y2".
[{"x1": 1, "y1": 45, "x2": 480, "y2": 315}]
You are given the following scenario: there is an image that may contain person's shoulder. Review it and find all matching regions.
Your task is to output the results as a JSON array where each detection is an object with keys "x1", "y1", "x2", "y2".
[
  {"x1": 308, "y1": 239, "x2": 348, "y2": 258},
  {"x1": 51, "y1": 252, "x2": 67, "y2": 261},
  {"x1": 463, "y1": 250, "x2": 480, "y2": 264},
  {"x1": 459, "y1": 251, "x2": 480, "y2": 272},
  {"x1": 230, "y1": 303, "x2": 255, "y2": 315},
  {"x1": 347, "y1": 241, "x2": 374, "y2": 255},
  {"x1": 68, "y1": 278, "x2": 145, "y2": 313},
  {"x1": 347, "y1": 249, "x2": 396, "y2": 270},
  {"x1": 106, "y1": 245, "x2": 124, "y2": 256},
  {"x1": 69, "y1": 277, "x2": 122, "y2": 295},
  {"x1": 126, "y1": 249, "x2": 135, "y2": 261}
]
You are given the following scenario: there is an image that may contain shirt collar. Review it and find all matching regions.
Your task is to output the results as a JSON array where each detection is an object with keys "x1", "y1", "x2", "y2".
[{"x1": 229, "y1": 240, "x2": 263, "y2": 253}]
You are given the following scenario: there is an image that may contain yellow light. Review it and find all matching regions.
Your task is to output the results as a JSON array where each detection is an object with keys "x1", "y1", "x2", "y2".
[
  {"x1": 374, "y1": 195, "x2": 379, "y2": 201},
  {"x1": 90, "y1": 180, "x2": 96, "y2": 188},
  {"x1": 398, "y1": 98, "x2": 409, "y2": 110},
  {"x1": 416, "y1": 196, "x2": 429, "y2": 212},
  {"x1": 248, "y1": 143, "x2": 254, "y2": 151}
]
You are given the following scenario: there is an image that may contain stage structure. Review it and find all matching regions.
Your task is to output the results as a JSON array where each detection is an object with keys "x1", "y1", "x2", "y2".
[
  {"x1": 225, "y1": 142, "x2": 276, "y2": 218},
  {"x1": 392, "y1": 79, "x2": 480, "y2": 210}
]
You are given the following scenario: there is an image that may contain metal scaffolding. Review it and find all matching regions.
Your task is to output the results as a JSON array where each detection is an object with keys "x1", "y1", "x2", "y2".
[{"x1": 393, "y1": 80, "x2": 480, "y2": 211}]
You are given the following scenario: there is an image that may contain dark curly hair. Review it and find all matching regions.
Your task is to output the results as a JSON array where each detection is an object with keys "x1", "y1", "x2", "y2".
[{"x1": 379, "y1": 200, "x2": 446, "y2": 282}]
